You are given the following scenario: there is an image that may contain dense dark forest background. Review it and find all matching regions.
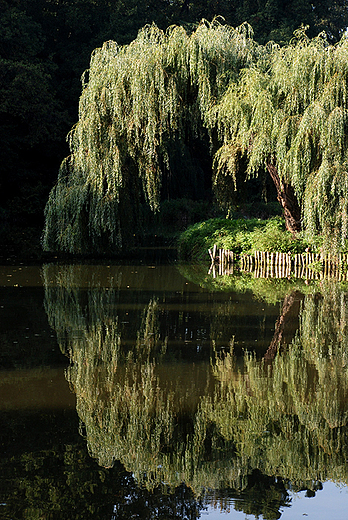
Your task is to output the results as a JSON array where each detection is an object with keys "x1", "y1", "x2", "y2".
[{"x1": 1, "y1": 0, "x2": 348, "y2": 258}]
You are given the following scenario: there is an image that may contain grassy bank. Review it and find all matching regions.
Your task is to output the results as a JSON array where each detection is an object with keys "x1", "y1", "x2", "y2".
[{"x1": 178, "y1": 217, "x2": 319, "y2": 262}]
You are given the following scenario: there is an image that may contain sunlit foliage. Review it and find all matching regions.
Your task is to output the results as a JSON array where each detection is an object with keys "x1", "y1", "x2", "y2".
[
  {"x1": 43, "y1": 19, "x2": 348, "y2": 253},
  {"x1": 211, "y1": 28, "x2": 348, "y2": 244},
  {"x1": 42, "y1": 20, "x2": 259, "y2": 253}
]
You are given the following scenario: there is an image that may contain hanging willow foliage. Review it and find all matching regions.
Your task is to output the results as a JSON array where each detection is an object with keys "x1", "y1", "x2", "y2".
[
  {"x1": 211, "y1": 28, "x2": 348, "y2": 243},
  {"x1": 43, "y1": 20, "x2": 348, "y2": 253},
  {"x1": 42, "y1": 20, "x2": 259, "y2": 254}
]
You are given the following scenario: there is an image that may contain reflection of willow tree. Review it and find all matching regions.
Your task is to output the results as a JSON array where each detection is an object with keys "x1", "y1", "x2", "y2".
[
  {"x1": 264, "y1": 290, "x2": 303, "y2": 360},
  {"x1": 43, "y1": 265, "x2": 348, "y2": 507},
  {"x1": 42, "y1": 264, "x2": 217, "y2": 489},
  {"x1": 201, "y1": 285, "x2": 348, "y2": 490},
  {"x1": 43, "y1": 264, "x2": 123, "y2": 352},
  {"x1": 67, "y1": 299, "x2": 175, "y2": 473},
  {"x1": 43, "y1": 263, "x2": 174, "y2": 479},
  {"x1": 299, "y1": 282, "x2": 348, "y2": 359},
  {"x1": 204, "y1": 346, "x2": 348, "y2": 486},
  {"x1": 63, "y1": 299, "x2": 225, "y2": 492}
]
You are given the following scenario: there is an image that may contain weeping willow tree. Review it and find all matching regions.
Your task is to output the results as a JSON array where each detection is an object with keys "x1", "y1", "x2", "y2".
[
  {"x1": 211, "y1": 28, "x2": 348, "y2": 243},
  {"x1": 43, "y1": 18, "x2": 348, "y2": 253},
  {"x1": 42, "y1": 20, "x2": 259, "y2": 254}
]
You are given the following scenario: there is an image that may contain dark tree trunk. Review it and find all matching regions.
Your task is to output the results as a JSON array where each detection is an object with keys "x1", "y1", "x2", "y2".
[
  {"x1": 264, "y1": 291, "x2": 304, "y2": 361},
  {"x1": 266, "y1": 163, "x2": 302, "y2": 234}
]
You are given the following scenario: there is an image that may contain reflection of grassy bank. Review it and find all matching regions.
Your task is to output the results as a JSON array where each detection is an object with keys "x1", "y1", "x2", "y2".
[
  {"x1": 43, "y1": 264, "x2": 348, "y2": 500},
  {"x1": 178, "y1": 262, "x2": 304, "y2": 305},
  {"x1": 178, "y1": 263, "x2": 348, "y2": 304}
]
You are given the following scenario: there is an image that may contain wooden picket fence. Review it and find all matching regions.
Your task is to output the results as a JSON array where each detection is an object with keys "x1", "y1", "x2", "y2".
[{"x1": 208, "y1": 245, "x2": 348, "y2": 280}]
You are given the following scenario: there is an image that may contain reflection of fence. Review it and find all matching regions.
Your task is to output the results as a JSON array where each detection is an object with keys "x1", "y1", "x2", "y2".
[
  {"x1": 208, "y1": 246, "x2": 348, "y2": 279},
  {"x1": 208, "y1": 245, "x2": 234, "y2": 276}
]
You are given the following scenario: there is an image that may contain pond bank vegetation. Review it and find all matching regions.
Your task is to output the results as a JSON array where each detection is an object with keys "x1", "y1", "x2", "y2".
[{"x1": 178, "y1": 216, "x2": 348, "y2": 264}]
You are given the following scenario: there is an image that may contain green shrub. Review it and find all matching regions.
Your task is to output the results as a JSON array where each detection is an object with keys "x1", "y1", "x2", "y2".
[
  {"x1": 178, "y1": 217, "x2": 307, "y2": 261},
  {"x1": 247, "y1": 218, "x2": 305, "y2": 254},
  {"x1": 178, "y1": 218, "x2": 266, "y2": 261}
]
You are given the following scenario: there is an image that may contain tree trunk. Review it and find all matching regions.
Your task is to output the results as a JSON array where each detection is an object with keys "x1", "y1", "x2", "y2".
[
  {"x1": 264, "y1": 290, "x2": 304, "y2": 361},
  {"x1": 266, "y1": 163, "x2": 301, "y2": 234}
]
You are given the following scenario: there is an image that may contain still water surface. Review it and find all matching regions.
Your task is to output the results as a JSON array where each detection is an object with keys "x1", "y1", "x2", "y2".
[{"x1": 0, "y1": 262, "x2": 347, "y2": 519}]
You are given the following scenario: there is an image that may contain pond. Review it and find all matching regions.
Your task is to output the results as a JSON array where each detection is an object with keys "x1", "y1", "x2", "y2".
[{"x1": 0, "y1": 260, "x2": 347, "y2": 519}]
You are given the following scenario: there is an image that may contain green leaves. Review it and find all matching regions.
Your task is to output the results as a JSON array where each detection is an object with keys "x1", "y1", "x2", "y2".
[
  {"x1": 212, "y1": 30, "x2": 348, "y2": 246},
  {"x1": 43, "y1": 20, "x2": 257, "y2": 253},
  {"x1": 43, "y1": 18, "x2": 348, "y2": 253}
]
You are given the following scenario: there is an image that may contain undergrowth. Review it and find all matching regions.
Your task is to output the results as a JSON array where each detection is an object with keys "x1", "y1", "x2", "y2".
[{"x1": 178, "y1": 217, "x2": 312, "y2": 262}]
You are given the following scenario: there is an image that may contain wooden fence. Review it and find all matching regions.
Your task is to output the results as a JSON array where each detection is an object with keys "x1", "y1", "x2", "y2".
[{"x1": 208, "y1": 246, "x2": 348, "y2": 280}]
